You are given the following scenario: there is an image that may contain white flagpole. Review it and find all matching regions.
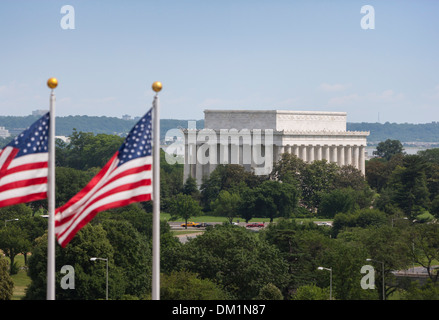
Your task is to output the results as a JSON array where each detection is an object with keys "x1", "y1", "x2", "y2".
[
  {"x1": 47, "y1": 78, "x2": 57, "y2": 300},
  {"x1": 151, "y1": 82, "x2": 162, "y2": 300}
]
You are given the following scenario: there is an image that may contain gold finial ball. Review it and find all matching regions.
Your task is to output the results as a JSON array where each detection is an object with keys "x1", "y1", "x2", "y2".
[
  {"x1": 152, "y1": 81, "x2": 162, "y2": 93},
  {"x1": 47, "y1": 78, "x2": 58, "y2": 89}
]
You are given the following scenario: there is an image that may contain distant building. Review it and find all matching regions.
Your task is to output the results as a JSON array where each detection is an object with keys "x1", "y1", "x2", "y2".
[
  {"x1": 183, "y1": 109, "x2": 370, "y2": 186},
  {"x1": 9, "y1": 128, "x2": 26, "y2": 136},
  {"x1": 122, "y1": 114, "x2": 132, "y2": 121},
  {"x1": 56, "y1": 136, "x2": 70, "y2": 143},
  {"x1": 32, "y1": 109, "x2": 49, "y2": 116},
  {"x1": 0, "y1": 127, "x2": 10, "y2": 138}
]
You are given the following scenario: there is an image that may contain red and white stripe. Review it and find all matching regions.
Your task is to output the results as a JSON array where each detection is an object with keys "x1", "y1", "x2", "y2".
[
  {"x1": 55, "y1": 152, "x2": 152, "y2": 247},
  {"x1": 0, "y1": 146, "x2": 48, "y2": 208}
]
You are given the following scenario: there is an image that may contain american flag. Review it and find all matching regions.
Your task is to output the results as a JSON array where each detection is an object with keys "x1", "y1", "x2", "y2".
[
  {"x1": 55, "y1": 109, "x2": 153, "y2": 247},
  {"x1": 0, "y1": 113, "x2": 49, "y2": 208}
]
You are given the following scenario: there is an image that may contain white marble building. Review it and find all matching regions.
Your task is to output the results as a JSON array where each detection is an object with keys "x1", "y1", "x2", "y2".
[{"x1": 183, "y1": 110, "x2": 369, "y2": 185}]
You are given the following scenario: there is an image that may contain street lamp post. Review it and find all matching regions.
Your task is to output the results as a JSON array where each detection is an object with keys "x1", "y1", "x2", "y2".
[
  {"x1": 366, "y1": 258, "x2": 385, "y2": 300},
  {"x1": 90, "y1": 257, "x2": 108, "y2": 300},
  {"x1": 317, "y1": 266, "x2": 332, "y2": 300},
  {"x1": 4, "y1": 219, "x2": 19, "y2": 227}
]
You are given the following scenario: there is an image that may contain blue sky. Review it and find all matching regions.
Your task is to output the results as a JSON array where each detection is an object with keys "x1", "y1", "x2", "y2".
[{"x1": 0, "y1": 0, "x2": 438, "y2": 123}]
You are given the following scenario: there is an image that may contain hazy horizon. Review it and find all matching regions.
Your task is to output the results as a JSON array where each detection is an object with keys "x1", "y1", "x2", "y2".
[{"x1": 1, "y1": 1, "x2": 438, "y2": 124}]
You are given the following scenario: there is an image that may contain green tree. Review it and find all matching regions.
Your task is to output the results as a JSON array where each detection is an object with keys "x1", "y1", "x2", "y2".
[
  {"x1": 341, "y1": 225, "x2": 411, "y2": 300},
  {"x1": 262, "y1": 219, "x2": 331, "y2": 294},
  {"x1": 25, "y1": 224, "x2": 126, "y2": 300},
  {"x1": 182, "y1": 176, "x2": 200, "y2": 200},
  {"x1": 373, "y1": 139, "x2": 404, "y2": 160},
  {"x1": 96, "y1": 204, "x2": 181, "y2": 253},
  {"x1": 160, "y1": 149, "x2": 183, "y2": 204},
  {"x1": 318, "y1": 188, "x2": 356, "y2": 219},
  {"x1": 0, "y1": 257, "x2": 14, "y2": 300},
  {"x1": 101, "y1": 220, "x2": 152, "y2": 297},
  {"x1": 300, "y1": 160, "x2": 339, "y2": 212},
  {"x1": 291, "y1": 284, "x2": 330, "y2": 300},
  {"x1": 0, "y1": 205, "x2": 44, "y2": 268},
  {"x1": 333, "y1": 165, "x2": 367, "y2": 191},
  {"x1": 211, "y1": 190, "x2": 241, "y2": 224},
  {"x1": 0, "y1": 225, "x2": 31, "y2": 274},
  {"x1": 255, "y1": 283, "x2": 284, "y2": 300},
  {"x1": 430, "y1": 194, "x2": 439, "y2": 218},
  {"x1": 238, "y1": 180, "x2": 298, "y2": 222},
  {"x1": 389, "y1": 155, "x2": 430, "y2": 217},
  {"x1": 0, "y1": 203, "x2": 33, "y2": 222},
  {"x1": 164, "y1": 224, "x2": 289, "y2": 299},
  {"x1": 55, "y1": 167, "x2": 97, "y2": 207},
  {"x1": 161, "y1": 270, "x2": 230, "y2": 300},
  {"x1": 324, "y1": 239, "x2": 375, "y2": 300},
  {"x1": 366, "y1": 154, "x2": 404, "y2": 192},
  {"x1": 200, "y1": 164, "x2": 263, "y2": 210},
  {"x1": 418, "y1": 148, "x2": 439, "y2": 165},
  {"x1": 168, "y1": 193, "x2": 202, "y2": 229},
  {"x1": 407, "y1": 223, "x2": 439, "y2": 283},
  {"x1": 332, "y1": 209, "x2": 387, "y2": 238},
  {"x1": 62, "y1": 130, "x2": 124, "y2": 170},
  {"x1": 270, "y1": 153, "x2": 305, "y2": 184},
  {"x1": 425, "y1": 163, "x2": 439, "y2": 204},
  {"x1": 402, "y1": 281, "x2": 439, "y2": 300}
]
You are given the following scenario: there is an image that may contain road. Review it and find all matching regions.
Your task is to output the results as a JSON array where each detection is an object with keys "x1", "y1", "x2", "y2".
[{"x1": 169, "y1": 220, "x2": 333, "y2": 243}]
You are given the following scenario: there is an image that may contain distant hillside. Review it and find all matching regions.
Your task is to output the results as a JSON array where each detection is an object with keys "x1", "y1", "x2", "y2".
[
  {"x1": 347, "y1": 122, "x2": 439, "y2": 145},
  {"x1": 0, "y1": 115, "x2": 204, "y2": 140},
  {"x1": 1, "y1": 115, "x2": 438, "y2": 145}
]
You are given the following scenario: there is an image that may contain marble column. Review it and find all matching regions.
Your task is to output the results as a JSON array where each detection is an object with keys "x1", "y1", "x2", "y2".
[
  {"x1": 230, "y1": 143, "x2": 239, "y2": 164},
  {"x1": 359, "y1": 145, "x2": 365, "y2": 175},
  {"x1": 275, "y1": 145, "x2": 284, "y2": 162},
  {"x1": 242, "y1": 143, "x2": 252, "y2": 171},
  {"x1": 316, "y1": 145, "x2": 322, "y2": 161},
  {"x1": 338, "y1": 145, "x2": 345, "y2": 166},
  {"x1": 293, "y1": 145, "x2": 299, "y2": 157},
  {"x1": 308, "y1": 145, "x2": 314, "y2": 163},
  {"x1": 345, "y1": 145, "x2": 352, "y2": 166},
  {"x1": 209, "y1": 143, "x2": 219, "y2": 174},
  {"x1": 352, "y1": 145, "x2": 359, "y2": 170},
  {"x1": 195, "y1": 144, "x2": 204, "y2": 186},
  {"x1": 300, "y1": 145, "x2": 307, "y2": 162},
  {"x1": 322, "y1": 145, "x2": 329, "y2": 162},
  {"x1": 219, "y1": 142, "x2": 228, "y2": 165},
  {"x1": 184, "y1": 141, "x2": 190, "y2": 182},
  {"x1": 331, "y1": 145, "x2": 338, "y2": 163}
]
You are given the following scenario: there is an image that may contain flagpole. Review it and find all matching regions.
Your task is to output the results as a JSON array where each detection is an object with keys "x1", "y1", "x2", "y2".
[
  {"x1": 47, "y1": 78, "x2": 58, "y2": 300},
  {"x1": 151, "y1": 81, "x2": 162, "y2": 300}
]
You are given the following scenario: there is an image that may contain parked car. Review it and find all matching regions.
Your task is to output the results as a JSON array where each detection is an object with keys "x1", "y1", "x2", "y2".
[
  {"x1": 195, "y1": 222, "x2": 213, "y2": 228},
  {"x1": 246, "y1": 222, "x2": 265, "y2": 228},
  {"x1": 181, "y1": 222, "x2": 199, "y2": 227}
]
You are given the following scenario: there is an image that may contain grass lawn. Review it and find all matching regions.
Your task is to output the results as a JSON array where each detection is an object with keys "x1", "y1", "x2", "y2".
[
  {"x1": 160, "y1": 212, "x2": 332, "y2": 224},
  {"x1": 172, "y1": 230, "x2": 206, "y2": 236},
  {"x1": 9, "y1": 255, "x2": 31, "y2": 300}
]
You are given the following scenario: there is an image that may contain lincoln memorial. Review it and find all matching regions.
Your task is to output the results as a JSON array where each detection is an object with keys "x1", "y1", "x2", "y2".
[{"x1": 183, "y1": 110, "x2": 369, "y2": 186}]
